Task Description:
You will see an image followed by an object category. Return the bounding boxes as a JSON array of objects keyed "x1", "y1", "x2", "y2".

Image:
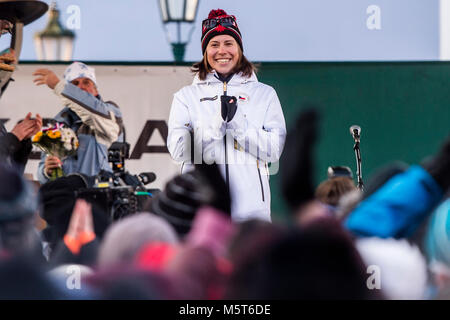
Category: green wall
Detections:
[{"x1": 257, "y1": 62, "x2": 450, "y2": 220}]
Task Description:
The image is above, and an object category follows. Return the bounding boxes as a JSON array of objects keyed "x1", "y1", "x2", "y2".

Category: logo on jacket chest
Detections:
[
  {"x1": 236, "y1": 93, "x2": 249, "y2": 103},
  {"x1": 200, "y1": 95, "x2": 218, "y2": 102},
  {"x1": 200, "y1": 93, "x2": 249, "y2": 104}
]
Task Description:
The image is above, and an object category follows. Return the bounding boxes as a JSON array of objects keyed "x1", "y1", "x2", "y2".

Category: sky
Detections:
[{"x1": 2, "y1": 0, "x2": 441, "y2": 62}]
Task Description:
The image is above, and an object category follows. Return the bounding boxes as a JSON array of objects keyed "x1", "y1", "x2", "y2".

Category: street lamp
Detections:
[
  {"x1": 34, "y1": 2, "x2": 75, "y2": 61},
  {"x1": 158, "y1": 0, "x2": 199, "y2": 62}
]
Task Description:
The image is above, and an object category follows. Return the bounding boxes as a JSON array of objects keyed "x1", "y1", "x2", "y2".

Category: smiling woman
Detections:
[{"x1": 167, "y1": 9, "x2": 287, "y2": 222}]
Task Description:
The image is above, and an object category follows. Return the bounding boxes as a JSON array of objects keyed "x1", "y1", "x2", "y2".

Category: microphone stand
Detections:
[{"x1": 353, "y1": 137, "x2": 364, "y2": 191}]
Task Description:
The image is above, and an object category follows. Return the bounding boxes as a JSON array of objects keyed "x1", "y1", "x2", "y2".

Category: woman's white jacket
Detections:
[{"x1": 167, "y1": 71, "x2": 286, "y2": 222}]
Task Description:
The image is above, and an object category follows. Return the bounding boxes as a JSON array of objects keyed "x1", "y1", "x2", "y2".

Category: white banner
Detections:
[{"x1": 0, "y1": 63, "x2": 195, "y2": 189}]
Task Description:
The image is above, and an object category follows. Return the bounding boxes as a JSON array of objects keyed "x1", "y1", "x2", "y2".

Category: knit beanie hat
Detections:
[
  {"x1": 150, "y1": 171, "x2": 214, "y2": 237},
  {"x1": 150, "y1": 163, "x2": 232, "y2": 237},
  {"x1": 201, "y1": 9, "x2": 242, "y2": 54},
  {"x1": 97, "y1": 212, "x2": 179, "y2": 269},
  {"x1": 64, "y1": 61, "x2": 97, "y2": 86}
]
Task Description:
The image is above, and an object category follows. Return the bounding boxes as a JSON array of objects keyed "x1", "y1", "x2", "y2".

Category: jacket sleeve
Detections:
[
  {"x1": 0, "y1": 133, "x2": 31, "y2": 173},
  {"x1": 167, "y1": 92, "x2": 226, "y2": 166},
  {"x1": 0, "y1": 132, "x2": 22, "y2": 161},
  {"x1": 11, "y1": 138, "x2": 32, "y2": 172},
  {"x1": 53, "y1": 81, "x2": 121, "y2": 147},
  {"x1": 344, "y1": 165, "x2": 444, "y2": 238},
  {"x1": 226, "y1": 88, "x2": 286, "y2": 163}
]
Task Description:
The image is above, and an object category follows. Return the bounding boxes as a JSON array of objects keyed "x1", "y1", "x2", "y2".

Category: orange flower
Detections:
[
  {"x1": 32, "y1": 131, "x2": 43, "y2": 142},
  {"x1": 47, "y1": 130, "x2": 61, "y2": 139}
]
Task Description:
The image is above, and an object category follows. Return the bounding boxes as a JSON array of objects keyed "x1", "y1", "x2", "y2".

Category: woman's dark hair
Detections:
[{"x1": 191, "y1": 45, "x2": 257, "y2": 80}]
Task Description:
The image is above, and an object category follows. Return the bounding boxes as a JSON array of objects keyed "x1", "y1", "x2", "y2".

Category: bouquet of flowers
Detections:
[{"x1": 32, "y1": 122, "x2": 79, "y2": 180}]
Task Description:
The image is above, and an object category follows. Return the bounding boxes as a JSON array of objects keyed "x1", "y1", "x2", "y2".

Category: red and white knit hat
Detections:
[{"x1": 201, "y1": 9, "x2": 243, "y2": 54}]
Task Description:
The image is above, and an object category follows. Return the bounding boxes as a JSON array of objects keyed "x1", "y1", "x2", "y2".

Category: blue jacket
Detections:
[
  {"x1": 37, "y1": 81, "x2": 122, "y2": 183},
  {"x1": 344, "y1": 165, "x2": 443, "y2": 238}
]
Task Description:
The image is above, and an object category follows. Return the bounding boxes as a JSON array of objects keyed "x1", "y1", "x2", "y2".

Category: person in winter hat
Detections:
[
  {"x1": 97, "y1": 212, "x2": 179, "y2": 269},
  {"x1": 32, "y1": 62, "x2": 123, "y2": 183},
  {"x1": 167, "y1": 9, "x2": 286, "y2": 222}
]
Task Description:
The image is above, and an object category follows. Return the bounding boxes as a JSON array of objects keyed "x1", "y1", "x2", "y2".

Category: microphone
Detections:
[
  {"x1": 138, "y1": 172, "x2": 156, "y2": 185},
  {"x1": 349, "y1": 125, "x2": 361, "y2": 141}
]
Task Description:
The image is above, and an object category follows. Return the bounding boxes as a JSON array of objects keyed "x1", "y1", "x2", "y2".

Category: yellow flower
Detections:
[
  {"x1": 47, "y1": 130, "x2": 61, "y2": 139},
  {"x1": 32, "y1": 131, "x2": 43, "y2": 142}
]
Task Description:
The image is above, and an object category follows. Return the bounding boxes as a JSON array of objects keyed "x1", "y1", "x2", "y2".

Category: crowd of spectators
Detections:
[{"x1": 0, "y1": 107, "x2": 448, "y2": 300}]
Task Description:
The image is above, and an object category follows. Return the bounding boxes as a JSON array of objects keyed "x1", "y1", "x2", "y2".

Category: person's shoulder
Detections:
[
  {"x1": 174, "y1": 81, "x2": 200, "y2": 97},
  {"x1": 239, "y1": 72, "x2": 274, "y2": 90},
  {"x1": 250, "y1": 78, "x2": 277, "y2": 95},
  {"x1": 104, "y1": 100, "x2": 119, "y2": 108},
  {"x1": 254, "y1": 81, "x2": 275, "y2": 91},
  {"x1": 104, "y1": 100, "x2": 122, "y2": 116}
]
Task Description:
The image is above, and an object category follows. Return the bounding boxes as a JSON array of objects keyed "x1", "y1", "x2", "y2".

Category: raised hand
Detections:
[
  {"x1": 64, "y1": 199, "x2": 96, "y2": 255},
  {"x1": 66, "y1": 199, "x2": 94, "y2": 239},
  {"x1": 11, "y1": 112, "x2": 43, "y2": 141},
  {"x1": 32, "y1": 68, "x2": 60, "y2": 89}
]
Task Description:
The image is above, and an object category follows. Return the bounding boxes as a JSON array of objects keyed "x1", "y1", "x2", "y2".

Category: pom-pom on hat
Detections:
[{"x1": 201, "y1": 9, "x2": 242, "y2": 54}]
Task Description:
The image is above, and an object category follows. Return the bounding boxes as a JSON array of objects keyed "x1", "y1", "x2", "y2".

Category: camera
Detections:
[
  {"x1": 76, "y1": 185, "x2": 154, "y2": 221},
  {"x1": 75, "y1": 141, "x2": 160, "y2": 222},
  {"x1": 108, "y1": 141, "x2": 130, "y2": 173}
]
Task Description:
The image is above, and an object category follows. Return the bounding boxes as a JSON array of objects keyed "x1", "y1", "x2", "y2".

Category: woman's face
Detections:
[{"x1": 206, "y1": 34, "x2": 240, "y2": 77}]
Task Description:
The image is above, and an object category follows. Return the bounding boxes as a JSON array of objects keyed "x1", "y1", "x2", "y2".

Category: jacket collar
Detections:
[{"x1": 193, "y1": 71, "x2": 258, "y2": 86}]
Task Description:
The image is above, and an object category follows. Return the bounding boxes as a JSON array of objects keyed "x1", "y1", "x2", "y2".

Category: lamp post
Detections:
[
  {"x1": 158, "y1": 0, "x2": 199, "y2": 62},
  {"x1": 34, "y1": 2, "x2": 75, "y2": 61}
]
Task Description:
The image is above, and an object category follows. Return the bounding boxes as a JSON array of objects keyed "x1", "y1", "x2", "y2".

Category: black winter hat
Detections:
[
  {"x1": 150, "y1": 170, "x2": 214, "y2": 237},
  {"x1": 201, "y1": 9, "x2": 243, "y2": 54},
  {"x1": 150, "y1": 163, "x2": 231, "y2": 237}
]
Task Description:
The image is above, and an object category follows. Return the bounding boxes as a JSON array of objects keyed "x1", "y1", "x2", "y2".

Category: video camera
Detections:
[
  {"x1": 75, "y1": 142, "x2": 160, "y2": 222},
  {"x1": 108, "y1": 141, "x2": 129, "y2": 174}
]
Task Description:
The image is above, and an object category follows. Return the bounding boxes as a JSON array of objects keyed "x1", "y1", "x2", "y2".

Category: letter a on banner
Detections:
[{"x1": 130, "y1": 120, "x2": 169, "y2": 159}]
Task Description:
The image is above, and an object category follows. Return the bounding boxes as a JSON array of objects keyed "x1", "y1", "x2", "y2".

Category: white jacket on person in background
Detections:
[
  {"x1": 37, "y1": 81, "x2": 122, "y2": 184},
  {"x1": 167, "y1": 71, "x2": 286, "y2": 222}
]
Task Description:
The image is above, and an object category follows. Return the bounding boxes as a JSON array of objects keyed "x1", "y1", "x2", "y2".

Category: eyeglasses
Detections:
[
  {"x1": 0, "y1": 20, "x2": 13, "y2": 37},
  {"x1": 202, "y1": 16, "x2": 237, "y2": 31}
]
